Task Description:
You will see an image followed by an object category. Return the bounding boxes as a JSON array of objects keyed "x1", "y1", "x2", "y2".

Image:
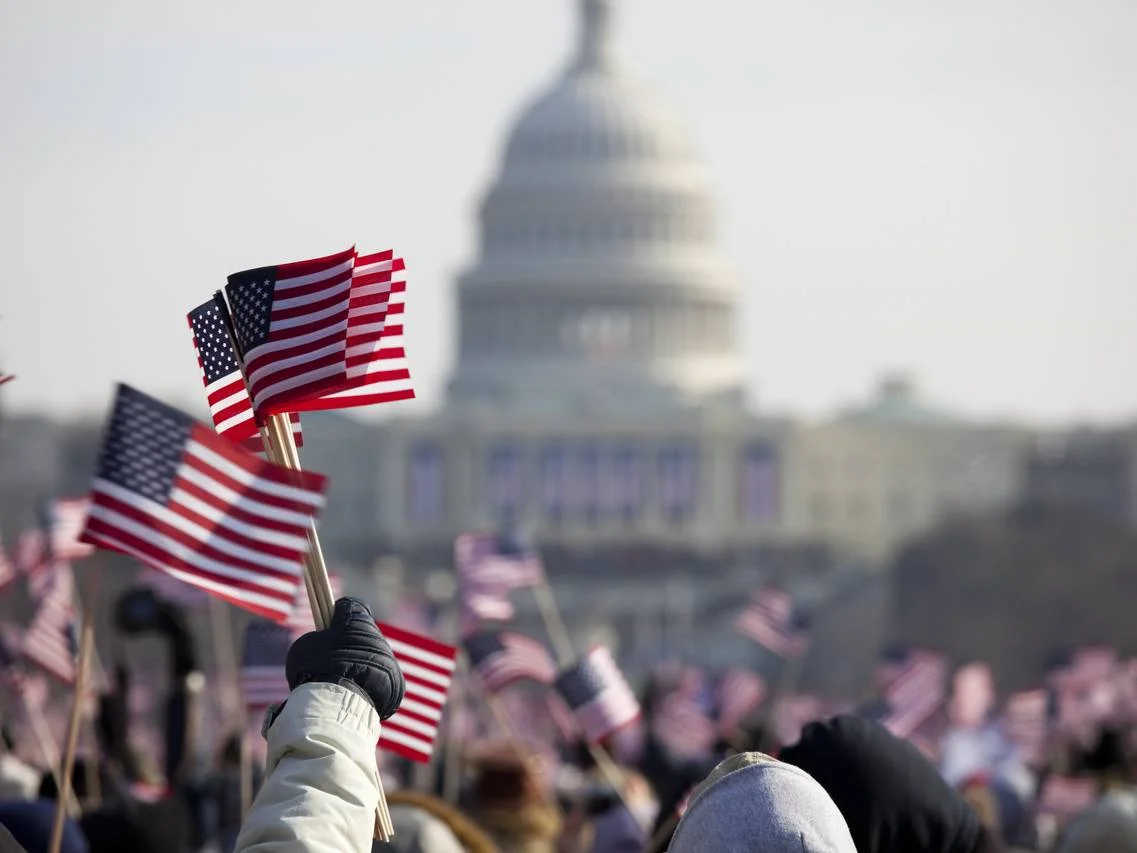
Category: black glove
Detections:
[{"x1": 286, "y1": 597, "x2": 405, "y2": 720}]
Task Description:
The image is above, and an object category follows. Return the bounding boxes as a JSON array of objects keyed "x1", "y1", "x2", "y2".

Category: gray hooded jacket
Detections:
[{"x1": 669, "y1": 753, "x2": 857, "y2": 853}]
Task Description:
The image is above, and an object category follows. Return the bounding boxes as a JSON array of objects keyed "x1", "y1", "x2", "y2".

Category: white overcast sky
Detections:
[{"x1": 1, "y1": 0, "x2": 1135, "y2": 426}]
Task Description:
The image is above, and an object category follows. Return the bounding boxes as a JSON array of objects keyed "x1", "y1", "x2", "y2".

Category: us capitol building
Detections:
[{"x1": 304, "y1": 0, "x2": 1026, "y2": 607}]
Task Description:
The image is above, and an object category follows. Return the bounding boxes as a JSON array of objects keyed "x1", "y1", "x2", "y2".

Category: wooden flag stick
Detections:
[
  {"x1": 528, "y1": 580, "x2": 646, "y2": 831},
  {"x1": 49, "y1": 595, "x2": 96, "y2": 853},
  {"x1": 211, "y1": 292, "x2": 393, "y2": 839}
]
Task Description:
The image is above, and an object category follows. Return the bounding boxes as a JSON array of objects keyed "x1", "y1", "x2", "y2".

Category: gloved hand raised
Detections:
[{"x1": 286, "y1": 597, "x2": 405, "y2": 720}]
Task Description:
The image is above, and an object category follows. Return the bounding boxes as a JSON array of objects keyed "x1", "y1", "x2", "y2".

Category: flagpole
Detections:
[
  {"x1": 211, "y1": 292, "x2": 393, "y2": 841},
  {"x1": 527, "y1": 577, "x2": 645, "y2": 831},
  {"x1": 49, "y1": 590, "x2": 97, "y2": 853}
]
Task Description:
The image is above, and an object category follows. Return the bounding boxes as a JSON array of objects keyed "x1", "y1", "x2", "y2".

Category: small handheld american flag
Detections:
[
  {"x1": 464, "y1": 630, "x2": 557, "y2": 693},
  {"x1": 378, "y1": 622, "x2": 457, "y2": 763},
  {"x1": 45, "y1": 498, "x2": 95, "y2": 561},
  {"x1": 717, "y1": 668, "x2": 766, "y2": 735},
  {"x1": 78, "y1": 384, "x2": 328, "y2": 622},
  {"x1": 299, "y1": 250, "x2": 415, "y2": 412},
  {"x1": 455, "y1": 532, "x2": 544, "y2": 633},
  {"x1": 187, "y1": 300, "x2": 302, "y2": 452},
  {"x1": 554, "y1": 646, "x2": 640, "y2": 744},
  {"x1": 23, "y1": 561, "x2": 77, "y2": 683},
  {"x1": 879, "y1": 649, "x2": 948, "y2": 739},
  {"x1": 241, "y1": 621, "x2": 291, "y2": 711},
  {"x1": 224, "y1": 247, "x2": 356, "y2": 418},
  {"x1": 735, "y1": 587, "x2": 810, "y2": 659}
]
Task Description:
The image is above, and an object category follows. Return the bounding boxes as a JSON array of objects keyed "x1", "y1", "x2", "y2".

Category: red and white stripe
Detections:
[
  {"x1": 236, "y1": 248, "x2": 355, "y2": 418},
  {"x1": 653, "y1": 690, "x2": 717, "y2": 757},
  {"x1": 377, "y1": 622, "x2": 456, "y2": 763},
  {"x1": 15, "y1": 529, "x2": 47, "y2": 577},
  {"x1": 718, "y1": 668, "x2": 766, "y2": 735},
  {"x1": 50, "y1": 498, "x2": 95, "y2": 560},
  {"x1": 881, "y1": 650, "x2": 948, "y2": 739},
  {"x1": 304, "y1": 250, "x2": 415, "y2": 411},
  {"x1": 82, "y1": 423, "x2": 327, "y2": 622},
  {"x1": 23, "y1": 562, "x2": 76, "y2": 683},
  {"x1": 0, "y1": 373, "x2": 14, "y2": 387}
]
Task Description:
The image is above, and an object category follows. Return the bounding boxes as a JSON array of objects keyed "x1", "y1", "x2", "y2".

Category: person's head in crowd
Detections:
[
  {"x1": 462, "y1": 746, "x2": 560, "y2": 853},
  {"x1": 1084, "y1": 728, "x2": 1135, "y2": 791},
  {"x1": 80, "y1": 790, "x2": 194, "y2": 853},
  {"x1": 372, "y1": 790, "x2": 497, "y2": 853},
  {"x1": 1055, "y1": 787, "x2": 1137, "y2": 853},
  {"x1": 668, "y1": 751, "x2": 856, "y2": 852},
  {"x1": 0, "y1": 799, "x2": 88, "y2": 853},
  {"x1": 780, "y1": 715, "x2": 1003, "y2": 853}
]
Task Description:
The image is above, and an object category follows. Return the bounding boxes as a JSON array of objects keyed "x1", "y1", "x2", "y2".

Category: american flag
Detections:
[
  {"x1": 464, "y1": 631, "x2": 556, "y2": 693},
  {"x1": 652, "y1": 689, "x2": 717, "y2": 758},
  {"x1": 138, "y1": 569, "x2": 213, "y2": 611},
  {"x1": 1004, "y1": 689, "x2": 1049, "y2": 765},
  {"x1": 47, "y1": 498, "x2": 95, "y2": 560},
  {"x1": 78, "y1": 384, "x2": 327, "y2": 622},
  {"x1": 299, "y1": 250, "x2": 415, "y2": 411},
  {"x1": 187, "y1": 299, "x2": 302, "y2": 452},
  {"x1": 554, "y1": 646, "x2": 641, "y2": 744},
  {"x1": 378, "y1": 622, "x2": 457, "y2": 763},
  {"x1": 455, "y1": 532, "x2": 544, "y2": 590},
  {"x1": 0, "y1": 535, "x2": 17, "y2": 591},
  {"x1": 23, "y1": 561, "x2": 77, "y2": 683},
  {"x1": 735, "y1": 587, "x2": 809, "y2": 659},
  {"x1": 14, "y1": 529, "x2": 46, "y2": 576},
  {"x1": 284, "y1": 573, "x2": 345, "y2": 637},
  {"x1": 717, "y1": 668, "x2": 766, "y2": 734},
  {"x1": 224, "y1": 247, "x2": 355, "y2": 418},
  {"x1": 455, "y1": 532, "x2": 543, "y2": 632},
  {"x1": 241, "y1": 621, "x2": 291, "y2": 710},
  {"x1": 880, "y1": 649, "x2": 948, "y2": 739}
]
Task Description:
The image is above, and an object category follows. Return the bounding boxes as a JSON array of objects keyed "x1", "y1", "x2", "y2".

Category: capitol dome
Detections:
[{"x1": 448, "y1": 0, "x2": 745, "y2": 414}]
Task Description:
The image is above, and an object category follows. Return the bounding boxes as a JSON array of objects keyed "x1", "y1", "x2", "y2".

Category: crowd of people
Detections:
[{"x1": 0, "y1": 590, "x2": 1136, "y2": 852}]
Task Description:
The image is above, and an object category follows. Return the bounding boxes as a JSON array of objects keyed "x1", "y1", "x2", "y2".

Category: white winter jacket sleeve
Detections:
[{"x1": 234, "y1": 681, "x2": 381, "y2": 853}]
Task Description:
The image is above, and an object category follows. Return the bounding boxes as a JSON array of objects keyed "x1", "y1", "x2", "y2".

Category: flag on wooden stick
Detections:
[
  {"x1": 46, "y1": 499, "x2": 95, "y2": 560},
  {"x1": 554, "y1": 646, "x2": 640, "y2": 744},
  {"x1": 378, "y1": 622, "x2": 456, "y2": 763},
  {"x1": 23, "y1": 562, "x2": 77, "y2": 683},
  {"x1": 464, "y1": 630, "x2": 556, "y2": 693},
  {"x1": 78, "y1": 384, "x2": 328, "y2": 622},
  {"x1": 301, "y1": 250, "x2": 415, "y2": 411},
  {"x1": 187, "y1": 300, "x2": 302, "y2": 451},
  {"x1": 224, "y1": 247, "x2": 356, "y2": 418},
  {"x1": 735, "y1": 587, "x2": 809, "y2": 659},
  {"x1": 241, "y1": 621, "x2": 291, "y2": 711}
]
